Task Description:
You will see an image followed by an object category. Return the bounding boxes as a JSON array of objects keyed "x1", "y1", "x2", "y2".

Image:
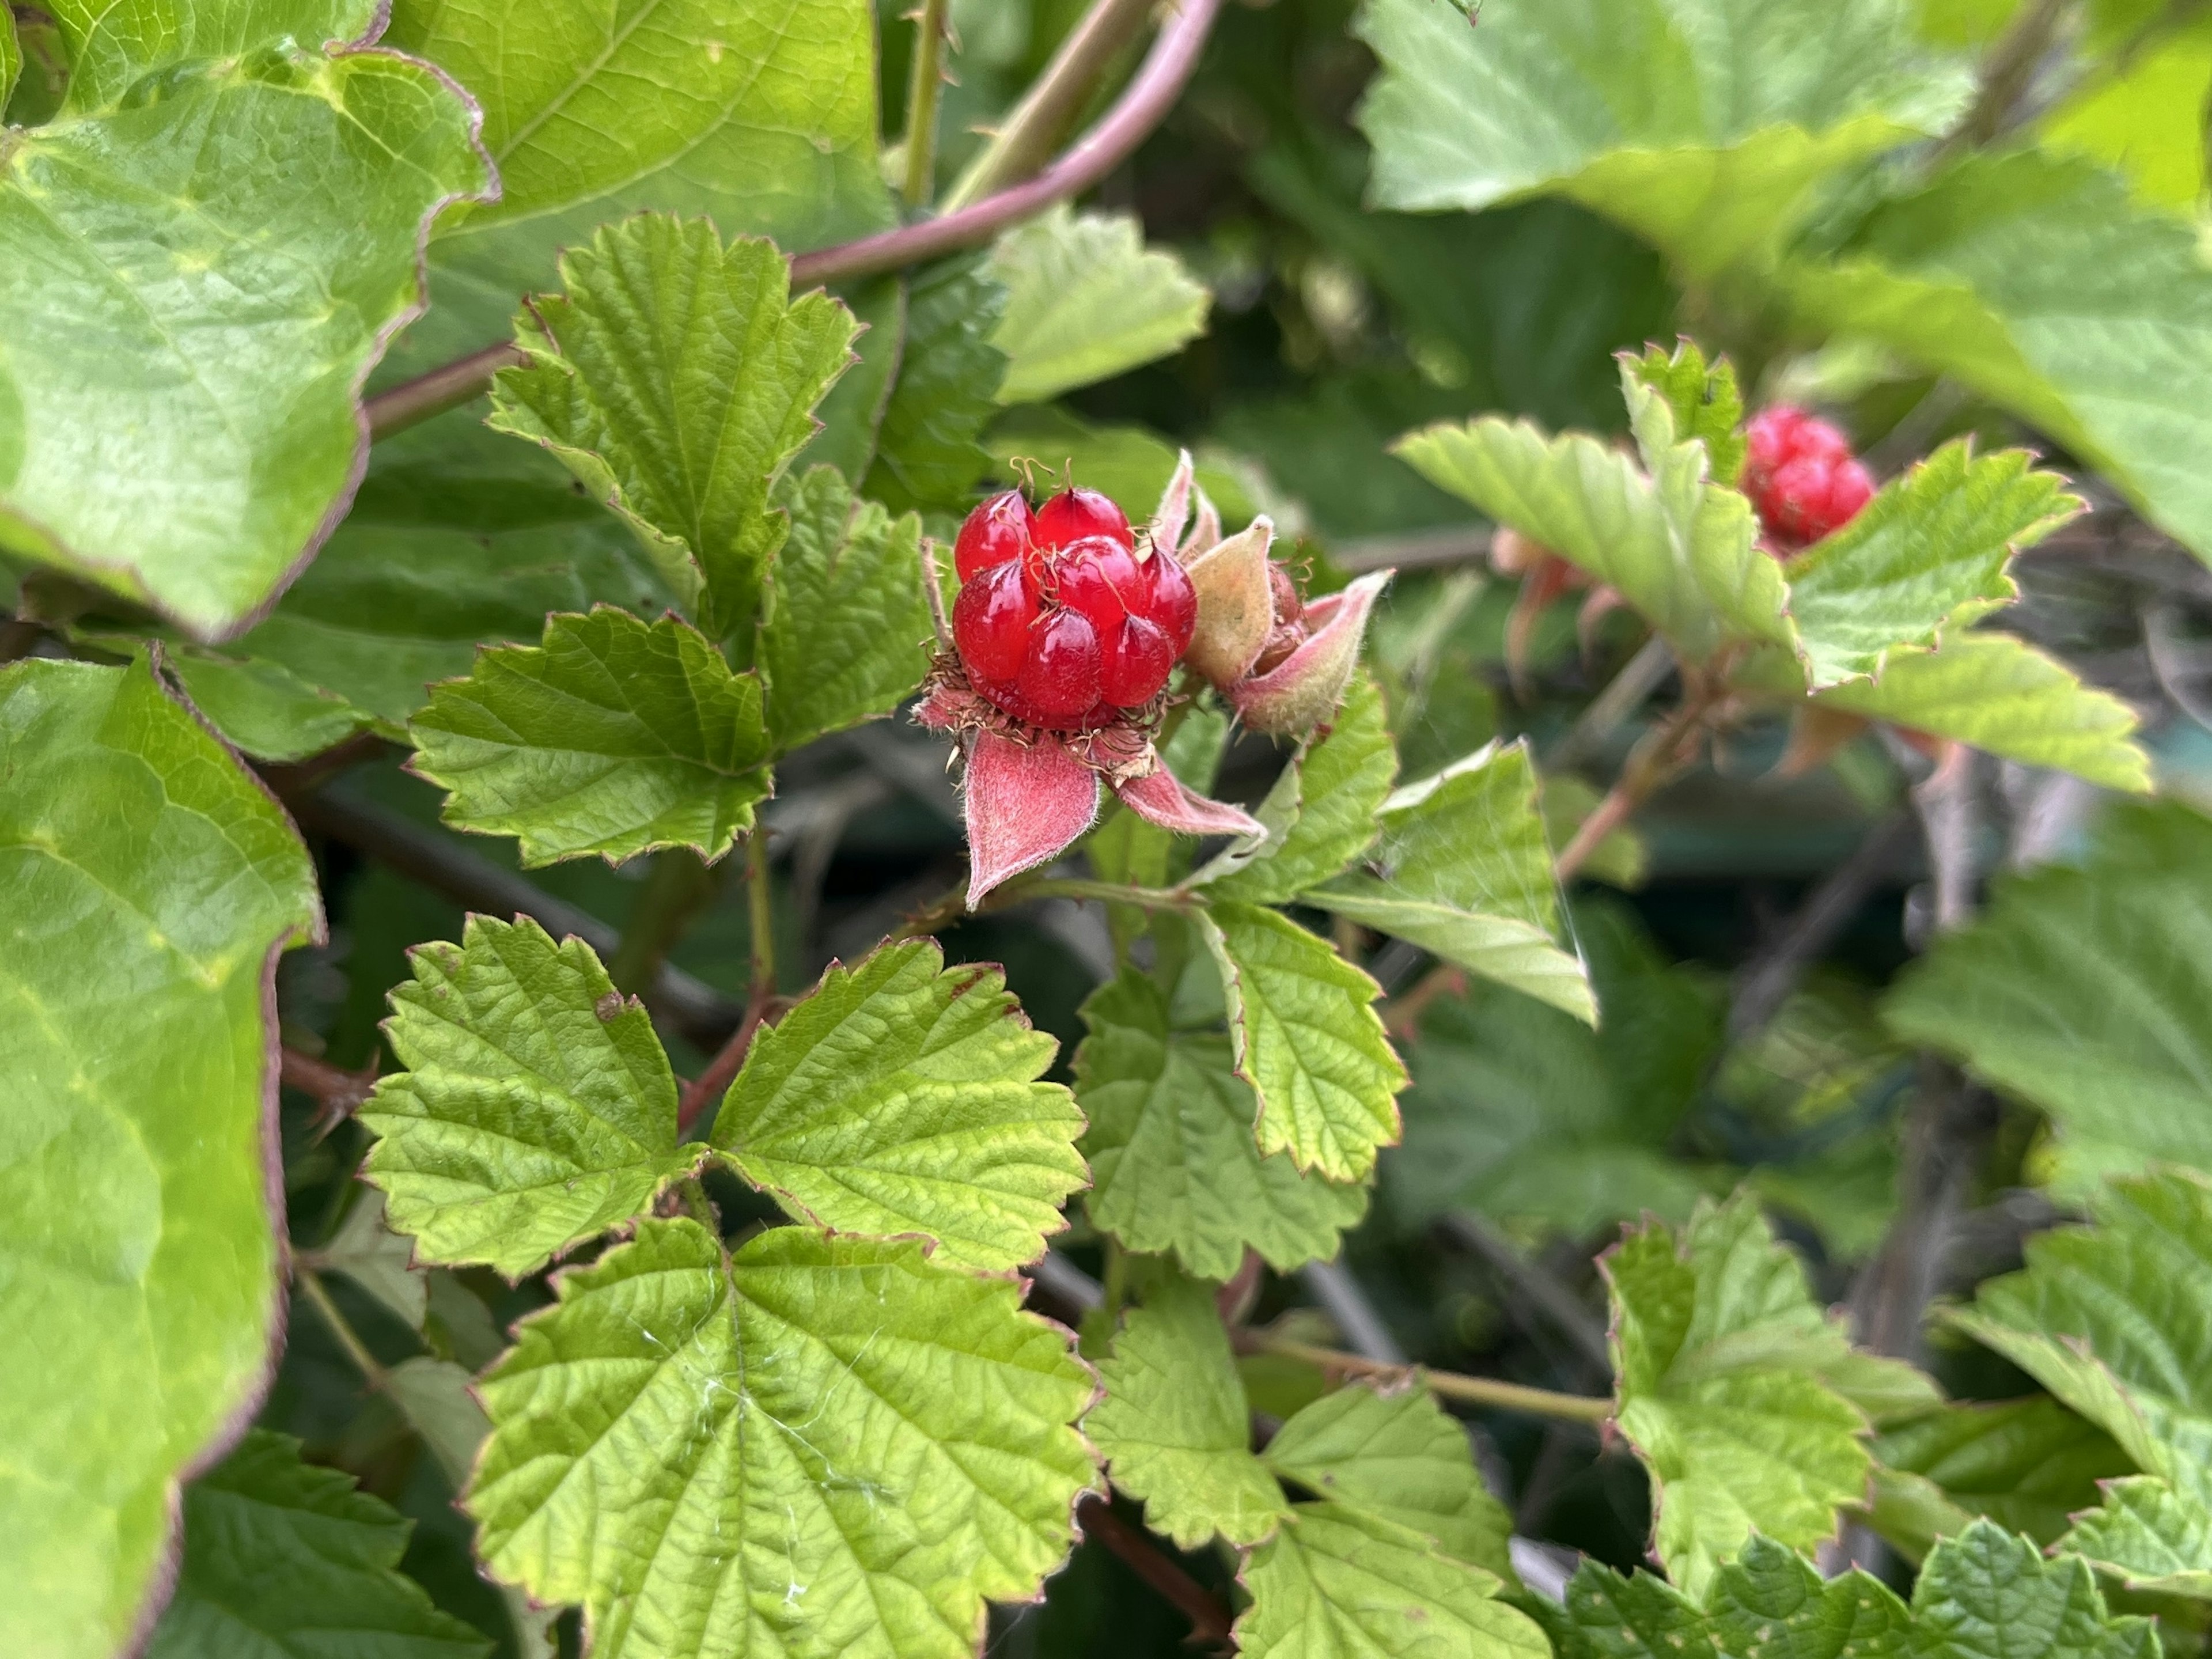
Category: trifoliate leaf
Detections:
[
  {"x1": 1355, "y1": 0, "x2": 1968, "y2": 278},
  {"x1": 1200, "y1": 903, "x2": 1408, "y2": 1182},
  {"x1": 1784, "y1": 442, "x2": 2079, "y2": 688},
  {"x1": 1785, "y1": 150, "x2": 2212, "y2": 567},
  {"x1": 1605, "y1": 1190, "x2": 1880, "y2": 1599},
  {"x1": 863, "y1": 256, "x2": 1010, "y2": 515},
  {"x1": 381, "y1": 0, "x2": 895, "y2": 376},
  {"x1": 1868, "y1": 1399, "x2": 2128, "y2": 1560},
  {"x1": 0, "y1": 657, "x2": 319, "y2": 1657},
  {"x1": 315, "y1": 1190, "x2": 429, "y2": 1331},
  {"x1": 986, "y1": 207, "x2": 1213, "y2": 404},
  {"x1": 488, "y1": 217, "x2": 858, "y2": 638},
  {"x1": 758, "y1": 467, "x2": 930, "y2": 753},
  {"x1": 1087, "y1": 1278, "x2": 1287, "y2": 1550},
  {"x1": 1628, "y1": 341, "x2": 1747, "y2": 486},
  {"x1": 0, "y1": 11, "x2": 488, "y2": 639},
  {"x1": 410, "y1": 607, "x2": 773, "y2": 866},
  {"x1": 1792, "y1": 632, "x2": 2150, "y2": 791},
  {"x1": 1885, "y1": 802, "x2": 2212, "y2": 1187},
  {"x1": 1076, "y1": 972, "x2": 1369, "y2": 1282},
  {"x1": 708, "y1": 941, "x2": 1084, "y2": 1272},
  {"x1": 1206, "y1": 673, "x2": 1397, "y2": 903},
  {"x1": 1947, "y1": 1167, "x2": 2212, "y2": 1600},
  {"x1": 1262, "y1": 1383, "x2": 1516, "y2": 1581},
  {"x1": 1539, "y1": 1521, "x2": 2154, "y2": 1659},
  {"x1": 361, "y1": 915, "x2": 697, "y2": 1278},
  {"x1": 146, "y1": 1431, "x2": 486, "y2": 1659},
  {"x1": 469, "y1": 1218, "x2": 1097, "y2": 1659},
  {"x1": 1238, "y1": 1505, "x2": 1548, "y2": 1659}
]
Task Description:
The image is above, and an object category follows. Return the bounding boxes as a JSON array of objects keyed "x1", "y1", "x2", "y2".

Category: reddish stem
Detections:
[
  {"x1": 1077, "y1": 1494, "x2": 1234, "y2": 1646},
  {"x1": 676, "y1": 993, "x2": 785, "y2": 1137}
]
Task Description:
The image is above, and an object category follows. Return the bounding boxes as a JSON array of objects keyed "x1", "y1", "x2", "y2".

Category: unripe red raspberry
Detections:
[
  {"x1": 1033, "y1": 485, "x2": 1132, "y2": 551},
  {"x1": 952, "y1": 559, "x2": 1031, "y2": 683},
  {"x1": 1744, "y1": 406, "x2": 1874, "y2": 551},
  {"x1": 954, "y1": 488, "x2": 1035, "y2": 580},
  {"x1": 1147, "y1": 553, "x2": 1197, "y2": 657}
]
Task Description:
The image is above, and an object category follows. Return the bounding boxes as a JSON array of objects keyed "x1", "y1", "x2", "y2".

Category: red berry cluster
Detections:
[
  {"x1": 950, "y1": 486, "x2": 1198, "y2": 731},
  {"x1": 1744, "y1": 406, "x2": 1874, "y2": 551}
]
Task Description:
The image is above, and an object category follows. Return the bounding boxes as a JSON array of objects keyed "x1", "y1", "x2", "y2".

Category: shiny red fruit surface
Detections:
[
  {"x1": 1744, "y1": 405, "x2": 1874, "y2": 550},
  {"x1": 1033, "y1": 486, "x2": 1132, "y2": 551},
  {"x1": 954, "y1": 490, "x2": 1035, "y2": 580}
]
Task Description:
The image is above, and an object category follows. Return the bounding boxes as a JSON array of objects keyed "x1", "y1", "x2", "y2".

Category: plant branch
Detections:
[
  {"x1": 1237, "y1": 1330, "x2": 1613, "y2": 1424},
  {"x1": 297, "y1": 1267, "x2": 389, "y2": 1388},
  {"x1": 362, "y1": 0, "x2": 1225, "y2": 442},
  {"x1": 609, "y1": 847, "x2": 718, "y2": 997},
  {"x1": 281, "y1": 1047, "x2": 380, "y2": 1135},
  {"x1": 1075, "y1": 1494, "x2": 1234, "y2": 1646},
  {"x1": 1437, "y1": 1214, "x2": 1612, "y2": 1381},
  {"x1": 1935, "y1": 0, "x2": 2074, "y2": 158},
  {"x1": 901, "y1": 0, "x2": 951, "y2": 208},
  {"x1": 1545, "y1": 634, "x2": 1676, "y2": 773},
  {"x1": 941, "y1": 0, "x2": 1157, "y2": 211},
  {"x1": 675, "y1": 833, "x2": 786, "y2": 1136},
  {"x1": 1728, "y1": 808, "x2": 1915, "y2": 1044}
]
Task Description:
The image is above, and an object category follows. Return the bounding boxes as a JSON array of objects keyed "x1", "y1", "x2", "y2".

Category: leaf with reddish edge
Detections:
[
  {"x1": 1229, "y1": 572, "x2": 1392, "y2": 736},
  {"x1": 1113, "y1": 767, "x2": 1267, "y2": 839},
  {"x1": 964, "y1": 730, "x2": 1102, "y2": 906}
]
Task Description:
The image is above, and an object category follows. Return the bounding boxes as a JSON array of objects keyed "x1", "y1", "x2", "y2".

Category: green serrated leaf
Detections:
[
  {"x1": 469, "y1": 1218, "x2": 1097, "y2": 1659},
  {"x1": 1076, "y1": 972, "x2": 1368, "y2": 1282},
  {"x1": 488, "y1": 217, "x2": 858, "y2": 639},
  {"x1": 361, "y1": 914, "x2": 696, "y2": 1278},
  {"x1": 1869, "y1": 1399, "x2": 2128, "y2": 1560},
  {"x1": 1605, "y1": 1189, "x2": 1879, "y2": 1599},
  {"x1": 759, "y1": 467, "x2": 930, "y2": 752},
  {"x1": 382, "y1": 0, "x2": 896, "y2": 377},
  {"x1": 1087, "y1": 1278, "x2": 1288, "y2": 1549},
  {"x1": 1200, "y1": 903, "x2": 1408, "y2": 1183},
  {"x1": 863, "y1": 256, "x2": 1010, "y2": 515},
  {"x1": 1355, "y1": 0, "x2": 1968, "y2": 278},
  {"x1": 146, "y1": 1430, "x2": 487, "y2": 1659},
  {"x1": 160, "y1": 645, "x2": 374, "y2": 763},
  {"x1": 1783, "y1": 442, "x2": 2078, "y2": 688},
  {"x1": 1785, "y1": 149, "x2": 2212, "y2": 568},
  {"x1": 1206, "y1": 674, "x2": 1397, "y2": 903},
  {"x1": 1946, "y1": 1166, "x2": 2212, "y2": 1600},
  {"x1": 986, "y1": 207, "x2": 1212, "y2": 404},
  {"x1": 1318, "y1": 888, "x2": 1599, "y2": 1022},
  {"x1": 0, "y1": 16, "x2": 488, "y2": 639},
  {"x1": 1238, "y1": 1504, "x2": 1547, "y2": 1659},
  {"x1": 1885, "y1": 801, "x2": 2212, "y2": 1188},
  {"x1": 410, "y1": 607, "x2": 773, "y2": 867},
  {"x1": 1263, "y1": 1384, "x2": 1516, "y2": 1581},
  {"x1": 0, "y1": 656, "x2": 319, "y2": 1657},
  {"x1": 1628, "y1": 341, "x2": 1748, "y2": 486},
  {"x1": 1539, "y1": 1521, "x2": 2154, "y2": 1659},
  {"x1": 316, "y1": 1190, "x2": 429, "y2": 1331},
  {"x1": 709, "y1": 940, "x2": 1085, "y2": 1272}
]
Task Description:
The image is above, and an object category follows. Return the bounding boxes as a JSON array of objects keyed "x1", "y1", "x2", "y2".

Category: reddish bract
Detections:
[{"x1": 1744, "y1": 405, "x2": 1874, "y2": 551}]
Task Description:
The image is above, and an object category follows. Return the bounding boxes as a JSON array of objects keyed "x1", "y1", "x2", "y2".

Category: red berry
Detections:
[
  {"x1": 955, "y1": 490, "x2": 1034, "y2": 580},
  {"x1": 1035, "y1": 486, "x2": 1132, "y2": 551},
  {"x1": 1147, "y1": 553, "x2": 1197, "y2": 655},
  {"x1": 1100, "y1": 613, "x2": 1175, "y2": 706},
  {"x1": 1054, "y1": 536, "x2": 1145, "y2": 631},
  {"x1": 1744, "y1": 405, "x2": 1873, "y2": 550},
  {"x1": 1014, "y1": 608, "x2": 1103, "y2": 722},
  {"x1": 952, "y1": 559, "x2": 1034, "y2": 683}
]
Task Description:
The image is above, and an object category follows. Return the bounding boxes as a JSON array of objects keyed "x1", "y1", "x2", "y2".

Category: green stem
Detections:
[
  {"x1": 1246, "y1": 1331, "x2": 1613, "y2": 1425},
  {"x1": 609, "y1": 847, "x2": 717, "y2": 997},
  {"x1": 298, "y1": 1268, "x2": 389, "y2": 1388},
  {"x1": 1100, "y1": 1239, "x2": 1130, "y2": 1328},
  {"x1": 675, "y1": 1176, "x2": 718, "y2": 1230},
  {"x1": 746, "y1": 828, "x2": 776, "y2": 998},
  {"x1": 901, "y1": 0, "x2": 950, "y2": 208}
]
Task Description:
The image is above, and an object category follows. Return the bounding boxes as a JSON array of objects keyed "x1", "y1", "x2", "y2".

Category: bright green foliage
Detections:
[
  {"x1": 757, "y1": 467, "x2": 931, "y2": 752},
  {"x1": 1201, "y1": 903, "x2": 1408, "y2": 1181},
  {"x1": 0, "y1": 7, "x2": 488, "y2": 639},
  {"x1": 2042, "y1": 23, "x2": 2212, "y2": 210},
  {"x1": 1355, "y1": 0, "x2": 1968, "y2": 277},
  {"x1": 1206, "y1": 673, "x2": 1397, "y2": 903},
  {"x1": 0, "y1": 657, "x2": 318, "y2": 1659},
  {"x1": 986, "y1": 207, "x2": 1213, "y2": 404},
  {"x1": 1786, "y1": 150, "x2": 2212, "y2": 565},
  {"x1": 1540, "y1": 1522, "x2": 2155, "y2": 1659},
  {"x1": 1628, "y1": 341, "x2": 1747, "y2": 485},
  {"x1": 1075, "y1": 972, "x2": 1369, "y2": 1281},
  {"x1": 1262, "y1": 1382, "x2": 1516, "y2": 1581},
  {"x1": 488, "y1": 218, "x2": 858, "y2": 638},
  {"x1": 1238, "y1": 1505, "x2": 1547, "y2": 1659},
  {"x1": 361, "y1": 915, "x2": 697, "y2": 1278},
  {"x1": 1785, "y1": 443, "x2": 2080, "y2": 687},
  {"x1": 861, "y1": 258, "x2": 1009, "y2": 514},
  {"x1": 410, "y1": 607, "x2": 772, "y2": 866},
  {"x1": 1948, "y1": 1168, "x2": 2212, "y2": 1599},
  {"x1": 469, "y1": 1218, "x2": 1097, "y2": 1659},
  {"x1": 146, "y1": 1431, "x2": 487, "y2": 1659},
  {"x1": 1870, "y1": 1399, "x2": 2129, "y2": 1559},
  {"x1": 382, "y1": 0, "x2": 895, "y2": 374},
  {"x1": 0, "y1": 7, "x2": 17, "y2": 108},
  {"x1": 709, "y1": 940, "x2": 1085, "y2": 1272},
  {"x1": 1605, "y1": 1190, "x2": 1883, "y2": 1599},
  {"x1": 1800, "y1": 632, "x2": 2151, "y2": 791},
  {"x1": 160, "y1": 646, "x2": 373, "y2": 763},
  {"x1": 1087, "y1": 1278, "x2": 1288, "y2": 1549},
  {"x1": 1887, "y1": 802, "x2": 2212, "y2": 1187}
]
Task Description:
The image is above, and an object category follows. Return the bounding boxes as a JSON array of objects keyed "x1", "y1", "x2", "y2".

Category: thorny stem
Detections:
[
  {"x1": 1077, "y1": 1495, "x2": 1235, "y2": 1646},
  {"x1": 363, "y1": 0, "x2": 1226, "y2": 441},
  {"x1": 298, "y1": 1268, "x2": 389, "y2": 1388},
  {"x1": 1239, "y1": 1331, "x2": 1615, "y2": 1425},
  {"x1": 900, "y1": 0, "x2": 950, "y2": 208},
  {"x1": 281, "y1": 1047, "x2": 380, "y2": 1139}
]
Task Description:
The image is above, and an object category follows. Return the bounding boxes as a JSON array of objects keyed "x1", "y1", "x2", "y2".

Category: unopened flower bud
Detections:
[
  {"x1": 1228, "y1": 570, "x2": 1390, "y2": 735},
  {"x1": 1179, "y1": 515, "x2": 1275, "y2": 688}
]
